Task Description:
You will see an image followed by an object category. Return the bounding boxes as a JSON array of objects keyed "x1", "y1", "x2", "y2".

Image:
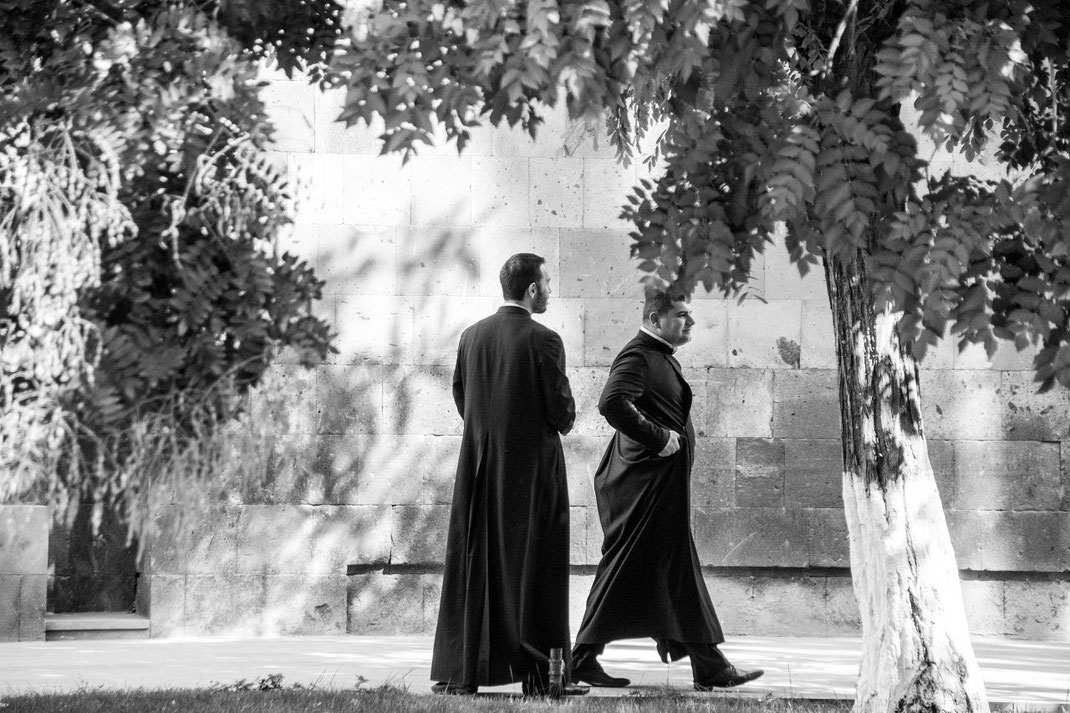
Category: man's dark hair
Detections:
[
  {"x1": 500, "y1": 253, "x2": 546, "y2": 300},
  {"x1": 643, "y1": 290, "x2": 686, "y2": 321}
]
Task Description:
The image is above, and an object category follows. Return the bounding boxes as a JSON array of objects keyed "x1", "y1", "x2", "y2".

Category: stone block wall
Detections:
[
  {"x1": 140, "y1": 77, "x2": 1070, "y2": 640},
  {"x1": 0, "y1": 505, "x2": 48, "y2": 641}
]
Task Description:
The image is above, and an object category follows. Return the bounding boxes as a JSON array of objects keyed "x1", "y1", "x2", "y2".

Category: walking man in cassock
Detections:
[
  {"x1": 569, "y1": 291, "x2": 765, "y2": 691},
  {"x1": 431, "y1": 253, "x2": 578, "y2": 696}
]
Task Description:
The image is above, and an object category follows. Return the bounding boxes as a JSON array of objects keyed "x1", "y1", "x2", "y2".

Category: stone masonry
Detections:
[
  {"x1": 137, "y1": 78, "x2": 1070, "y2": 640},
  {"x1": 0, "y1": 506, "x2": 48, "y2": 641}
]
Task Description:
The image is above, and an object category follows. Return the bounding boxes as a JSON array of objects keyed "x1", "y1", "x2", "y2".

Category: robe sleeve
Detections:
[
  {"x1": 538, "y1": 330, "x2": 575, "y2": 435},
  {"x1": 598, "y1": 348, "x2": 671, "y2": 452},
  {"x1": 452, "y1": 337, "x2": 465, "y2": 418}
]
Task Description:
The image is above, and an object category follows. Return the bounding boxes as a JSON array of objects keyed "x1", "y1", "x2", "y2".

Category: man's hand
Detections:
[{"x1": 658, "y1": 431, "x2": 681, "y2": 457}]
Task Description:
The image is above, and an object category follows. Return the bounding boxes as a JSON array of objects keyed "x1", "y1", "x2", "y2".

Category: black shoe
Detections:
[
  {"x1": 570, "y1": 658, "x2": 630, "y2": 688},
  {"x1": 432, "y1": 681, "x2": 477, "y2": 695},
  {"x1": 694, "y1": 666, "x2": 765, "y2": 690}
]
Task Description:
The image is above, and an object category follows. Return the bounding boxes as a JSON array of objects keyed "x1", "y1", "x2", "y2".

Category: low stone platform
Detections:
[{"x1": 0, "y1": 635, "x2": 1067, "y2": 710}]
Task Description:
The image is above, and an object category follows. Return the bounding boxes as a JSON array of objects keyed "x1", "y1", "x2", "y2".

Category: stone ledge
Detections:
[{"x1": 45, "y1": 612, "x2": 150, "y2": 631}]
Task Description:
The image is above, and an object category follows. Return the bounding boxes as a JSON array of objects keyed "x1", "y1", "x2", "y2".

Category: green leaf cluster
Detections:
[{"x1": 1, "y1": 1, "x2": 338, "y2": 531}]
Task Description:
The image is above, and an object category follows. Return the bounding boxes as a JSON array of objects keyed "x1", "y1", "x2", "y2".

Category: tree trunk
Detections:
[{"x1": 826, "y1": 253, "x2": 989, "y2": 713}]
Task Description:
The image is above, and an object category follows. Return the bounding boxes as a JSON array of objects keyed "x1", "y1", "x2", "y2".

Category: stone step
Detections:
[{"x1": 45, "y1": 612, "x2": 150, "y2": 641}]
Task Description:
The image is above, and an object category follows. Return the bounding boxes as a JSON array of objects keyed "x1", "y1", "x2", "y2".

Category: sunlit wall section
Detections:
[{"x1": 139, "y1": 77, "x2": 1070, "y2": 641}]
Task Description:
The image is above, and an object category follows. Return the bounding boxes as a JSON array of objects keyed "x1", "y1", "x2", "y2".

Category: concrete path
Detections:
[{"x1": 0, "y1": 635, "x2": 1067, "y2": 711}]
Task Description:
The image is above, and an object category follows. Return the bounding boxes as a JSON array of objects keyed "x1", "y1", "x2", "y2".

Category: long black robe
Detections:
[
  {"x1": 575, "y1": 331, "x2": 724, "y2": 646},
  {"x1": 431, "y1": 305, "x2": 576, "y2": 687}
]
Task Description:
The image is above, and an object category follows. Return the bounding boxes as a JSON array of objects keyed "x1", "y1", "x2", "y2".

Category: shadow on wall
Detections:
[{"x1": 144, "y1": 223, "x2": 488, "y2": 637}]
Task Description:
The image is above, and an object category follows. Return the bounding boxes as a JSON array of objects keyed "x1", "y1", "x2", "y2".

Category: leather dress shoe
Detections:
[
  {"x1": 570, "y1": 658, "x2": 630, "y2": 687},
  {"x1": 431, "y1": 681, "x2": 476, "y2": 695},
  {"x1": 694, "y1": 666, "x2": 765, "y2": 690}
]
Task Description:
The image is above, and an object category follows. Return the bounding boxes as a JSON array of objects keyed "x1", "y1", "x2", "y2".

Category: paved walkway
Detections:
[{"x1": 0, "y1": 635, "x2": 1067, "y2": 710}]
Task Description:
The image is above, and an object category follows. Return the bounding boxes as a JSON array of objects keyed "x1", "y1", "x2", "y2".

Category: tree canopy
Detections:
[
  {"x1": 335, "y1": 0, "x2": 1070, "y2": 389},
  {"x1": 1, "y1": 0, "x2": 342, "y2": 530}
]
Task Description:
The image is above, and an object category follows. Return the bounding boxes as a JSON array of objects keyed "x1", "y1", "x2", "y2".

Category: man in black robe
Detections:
[
  {"x1": 569, "y1": 291, "x2": 764, "y2": 691},
  {"x1": 431, "y1": 253, "x2": 577, "y2": 696}
]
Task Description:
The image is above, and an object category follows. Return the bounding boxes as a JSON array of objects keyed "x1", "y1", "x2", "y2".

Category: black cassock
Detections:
[
  {"x1": 575, "y1": 330, "x2": 724, "y2": 647},
  {"x1": 431, "y1": 305, "x2": 576, "y2": 687}
]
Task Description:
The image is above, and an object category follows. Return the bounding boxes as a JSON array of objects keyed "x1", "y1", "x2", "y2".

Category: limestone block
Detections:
[
  {"x1": 294, "y1": 434, "x2": 459, "y2": 506},
  {"x1": 335, "y1": 296, "x2": 416, "y2": 365},
  {"x1": 263, "y1": 574, "x2": 347, "y2": 636},
  {"x1": 262, "y1": 80, "x2": 314, "y2": 152},
  {"x1": 307, "y1": 506, "x2": 393, "y2": 574},
  {"x1": 825, "y1": 577, "x2": 861, "y2": 634},
  {"x1": 702, "y1": 575, "x2": 755, "y2": 634},
  {"x1": 398, "y1": 227, "x2": 483, "y2": 298},
  {"x1": 772, "y1": 370, "x2": 841, "y2": 439},
  {"x1": 959, "y1": 579, "x2": 1005, "y2": 636},
  {"x1": 582, "y1": 298, "x2": 643, "y2": 367},
  {"x1": 999, "y1": 371, "x2": 1070, "y2": 441},
  {"x1": 315, "y1": 363, "x2": 387, "y2": 435},
  {"x1": 278, "y1": 223, "x2": 321, "y2": 268},
  {"x1": 348, "y1": 572, "x2": 438, "y2": 634},
  {"x1": 341, "y1": 154, "x2": 412, "y2": 226},
  {"x1": 412, "y1": 297, "x2": 500, "y2": 366},
  {"x1": 675, "y1": 301, "x2": 729, "y2": 370},
  {"x1": 688, "y1": 373, "x2": 709, "y2": 437},
  {"x1": 251, "y1": 363, "x2": 319, "y2": 436},
  {"x1": 559, "y1": 229, "x2": 641, "y2": 299},
  {"x1": 692, "y1": 508, "x2": 809, "y2": 567},
  {"x1": 784, "y1": 439, "x2": 842, "y2": 508},
  {"x1": 763, "y1": 244, "x2": 827, "y2": 301},
  {"x1": 568, "y1": 574, "x2": 597, "y2": 632},
  {"x1": 534, "y1": 298, "x2": 586, "y2": 371},
  {"x1": 707, "y1": 369, "x2": 773, "y2": 438},
  {"x1": 950, "y1": 511, "x2": 1070, "y2": 572},
  {"x1": 292, "y1": 153, "x2": 345, "y2": 224},
  {"x1": 582, "y1": 159, "x2": 637, "y2": 230},
  {"x1": 390, "y1": 504, "x2": 452, "y2": 564},
  {"x1": 0, "y1": 576, "x2": 18, "y2": 641},
  {"x1": 474, "y1": 227, "x2": 561, "y2": 299},
  {"x1": 150, "y1": 506, "x2": 239, "y2": 576},
  {"x1": 411, "y1": 156, "x2": 474, "y2": 226},
  {"x1": 748, "y1": 576, "x2": 829, "y2": 635},
  {"x1": 953, "y1": 339, "x2": 1039, "y2": 371},
  {"x1": 313, "y1": 87, "x2": 384, "y2": 155},
  {"x1": 471, "y1": 157, "x2": 531, "y2": 228},
  {"x1": 921, "y1": 370, "x2": 1002, "y2": 440},
  {"x1": 563, "y1": 435, "x2": 606, "y2": 507},
  {"x1": 570, "y1": 506, "x2": 601, "y2": 566},
  {"x1": 492, "y1": 105, "x2": 569, "y2": 158},
  {"x1": 568, "y1": 367, "x2": 616, "y2": 437},
  {"x1": 382, "y1": 366, "x2": 462, "y2": 436},
  {"x1": 316, "y1": 224, "x2": 397, "y2": 297},
  {"x1": 0, "y1": 505, "x2": 48, "y2": 574},
  {"x1": 801, "y1": 299, "x2": 836, "y2": 369},
  {"x1": 727, "y1": 300, "x2": 803, "y2": 369},
  {"x1": 927, "y1": 440, "x2": 956, "y2": 508},
  {"x1": 236, "y1": 505, "x2": 316, "y2": 575},
  {"x1": 530, "y1": 158, "x2": 584, "y2": 228},
  {"x1": 1003, "y1": 580, "x2": 1070, "y2": 640},
  {"x1": 804, "y1": 508, "x2": 850, "y2": 567},
  {"x1": 734, "y1": 438, "x2": 785, "y2": 508},
  {"x1": 955, "y1": 441, "x2": 1062, "y2": 511},
  {"x1": 146, "y1": 575, "x2": 185, "y2": 638},
  {"x1": 692, "y1": 438, "x2": 736, "y2": 508},
  {"x1": 18, "y1": 574, "x2": 45, "y2": 641},
  {"x1": 184, "y1": 574, "x2": 265, "y2": 637}
]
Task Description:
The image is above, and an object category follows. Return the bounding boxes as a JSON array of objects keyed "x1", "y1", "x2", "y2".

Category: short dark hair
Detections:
[
  {"x1": 500, "y1": 253, "x2": 545, "y2": 300},
  {"x1": 643, "y1": 290, "x2": 685, "y2": 322}
]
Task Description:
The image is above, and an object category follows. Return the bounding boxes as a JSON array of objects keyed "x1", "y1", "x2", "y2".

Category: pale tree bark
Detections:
[{"x1": 826, "y1": 253, "x2": 989, "y2": 713}]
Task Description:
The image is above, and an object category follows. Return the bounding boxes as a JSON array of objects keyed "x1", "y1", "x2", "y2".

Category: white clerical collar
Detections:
[
  {"x1": 501, "y1": 302, "x2": 531, "y2": 313},
  {"x1": 640, "y1": 326, "x2": 676, "y2": 353}
]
